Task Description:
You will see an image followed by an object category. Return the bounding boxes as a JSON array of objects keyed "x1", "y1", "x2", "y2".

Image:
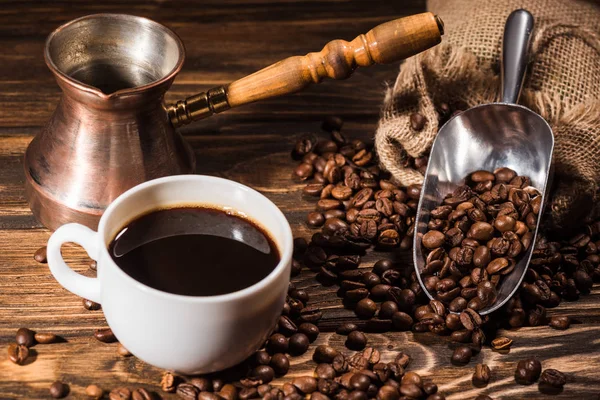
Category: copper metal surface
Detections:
[{"x1": 24, "y1": 14, "x2": 195, "y2": 230}]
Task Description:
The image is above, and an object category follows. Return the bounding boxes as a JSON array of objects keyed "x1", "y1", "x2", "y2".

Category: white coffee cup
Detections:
[{"x1": 46, "y1": 175, "x2": 293, "y2": 374}]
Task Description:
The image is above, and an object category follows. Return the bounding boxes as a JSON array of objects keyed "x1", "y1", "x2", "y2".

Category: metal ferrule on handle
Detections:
[{"x1": 501, "y1": 9, "x2": 534, "y2": 104}]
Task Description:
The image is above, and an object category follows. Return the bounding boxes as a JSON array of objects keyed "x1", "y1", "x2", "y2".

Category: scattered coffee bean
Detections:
[
  {"x1": 472, "y1": 364, "x2": 491, "y2": 386},
  {"x1": 549, "y1": 315, "x2": 571, "y2": 330},
  {"x1": 355, "y1": 298, "x2": 377, "y2": 319},
  {"x1": 539, "y1": 368, "x2": 566, "y2": 389},
  {"x1": 190, "y1": 377, "x2": 213, "y2": 392},
  {"x1": 336, "y1": 323, "x2": 359, "y2": 335},
  {"x1": 491, "y1": 337, "x2": 512, "y2": 351},
  {"x1": 345, "y1": 331, "x2": 367, "y2": 350},
  {"x1": 451, "y1": 346, "x2": 473, "y2": 365},
  {"x1": 94, "y1": 327, "x2": 117, "y2": 343},
  {"x1": 50, "y1": 381, "x2": 69, "y2": 398},
  {"x1": 34, "y1": 246, "x2": 47, "y2": 263},
  {"x1": 160, "y1": 372, "x2": 177, "y2": 393},
  {"x1": 270, "y1": 353, "x2": 290, "y2": 375},
  {"x1": 289, "y1": 333, "x2": 310, "y2": 355},
  {"x1": 15, "y1": 327, "x2": 35, "y2": 348},
  {"x1": 515, "y1": 357, "x2": 542, "y2": 384},
  {"x1": 117, "y1": 343, "x2": 132, "y2": 357},
  {"x1": 83, "y1": 298, "x2": 101, "y2": 310},
  {"x1": 298, "y1": 323, "x2": 320, "y2": 342},
  {"x1": 293, "y1": 376, "x2": 318, "y2": 394},
  {"x1": 34, "y1": 332, "x2": 58, "y2": 344},
  {"x1": 267, "y1": 333, "x2": 289, "y2": 354},
  {"x1": 7, "y1": 343, "x2": 29, "y2": 365},
  {"x1": 85, "y1": 384, "x2": 104, "y2": 399},
  {"x1": 410, "y1": 113, "x2": 426, "y2": 131},
  {"x1": 109, "y1": 387, "x2": 131, "y2": 400}
]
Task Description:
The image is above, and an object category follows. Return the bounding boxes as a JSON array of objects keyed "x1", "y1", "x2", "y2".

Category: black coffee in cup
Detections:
[{"x1": 108, "y1": 206, "x2": 280, "y2": 296}]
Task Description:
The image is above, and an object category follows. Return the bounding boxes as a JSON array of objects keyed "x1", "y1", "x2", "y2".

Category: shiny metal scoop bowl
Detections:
[{"x1": 413, "y1": 9, "x2": 554, "y2": 315}]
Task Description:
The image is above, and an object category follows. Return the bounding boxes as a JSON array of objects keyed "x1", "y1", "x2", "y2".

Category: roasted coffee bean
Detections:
[
  {"x1": 251, "y1": 365, "x2": 275, "y2": 383},
  {"x1": 355, "y1": 298, "x2": 377, "y2": 319},
  {"x1": 7, "y1": 343, "x2": 29, "y2": 365},
  {"x1": 278, "y1": 316, "x2": 298, "y2": 336},
  {"x1": 378, "y1": 301, "x2": 399, "y2": 319},
  {"x1": 422, "y1": 231, "x2": 445, "y2": 249},
  {"x1": 307, "y1": 212, "x2": 326, "y2": 228},
  {"x1": 161, "y1": 372, "x2": 177, "y2": 393},
  {"x1": 349, "y1": 373, "x2": 371, "y2": 391},
  {"x1": 515, "y1": 357, "x2": 542, "y2": 384},
  {"x1": 212, "y1": 380, "x2": 225, "y2": 392},
  {"x1": 293, "y1": 377, "x2": 318, "y2": 394},
  {"x1": 313, "y1": 345, "x2": 339, "y2": 363},
  {"x1": 451, "y1": 329, "x2": 472, "y2": 343},
  {"x1": 399, "y1": 383, "x2": 422, "y2": 398},
  {"x1": 34, "y1": 246, "x2": 48, "y2": 263},
  {"x1": 15, "y1": 327, "x2": 35, "y2": 348},
  {"x1": 267, "y1": 333, "x2": 289, "y2": 354},
  {"x1": 539, "y1": 369, "x2": 566, "y2": 389},
  {"x1": 470, "y1": 170, "x2": 495, "y2": 182},
  {"x1": 198, "y1": 393, "x2": 223, "y2": 400},
  {"x1": 117, "y1": 343, "x2": 132, "y2": 357},
  {"x1": 220, "y1": 385, "x2": 238, "y2": 400},
  {"x1": 346, "y1": 331, "x2": 367, "y2": 350},
  {"x1": 93, "y1": 327, "x2": 117, "y2": 343},
  {"x1": 377, "y1": 385, "x2": 399, "y2": 400},
  {"x1": 293, "y1": 134, "x2": 317, "y2": 159},
  {"x1": 254, "y1": 350, "x2": 272, "y2": 366},
  {"x1": 314, "y1": 363, "x2": 336, "y2": 380},
  {"x1": 409, "y1": 113, "x2": 426, "y2": 131},
  {"x1": 304, "y1": 184, "x2": 325, "y2": 197},
  {"x1": 451, "y1": 346, "x2": 473, "y2": 365},
  {"x1": 50, "y1": 381, "x2": 69, "y2": 399},
  {"x1": 176, "y1": 383, "x2": 199, "y2": 400},
  {"x1": 295, "y1": 163, "x2": 314, "y2": 180},
  {"x1": 289, "y1": 333, "x2": 310, "y2": 355},
  {"x1": 491, "y1": 336, "x2": 513, "y2": 351},
  {"x1": 445, "y1": 314, "x2": 463, "y2": 331},
  {"x1": 239, "y1": 387, "x2": 258, "y2": 400},
  {"x1": 486, "y1": 258, "x2": 510, "y2": 275},
  {"x1": 298, "y1": 323, "x2": 320, "y2": 342},
  {"x1": 83, "y1": 298, "x2": 102, "y2": 311},
  {"x1": 86, "y1": 384, "x2": 104, "y2": 399},
  {"x1": 467, "y1": 222, "x2": 494, "y2": 241},
  {"x1": 477, "y1": 281, "x2": 497, "y2": 306},
  {"x1": 332, "y1": 186, "x2": 353, "y2": 200},
  {"x1": 362, "y1": 272, "x2": 381, "y2": 288},
  {"x1": 270, "y1": 353, "x2": 290, "y2": 375},
  {"x1": 473, "y1": 364, "x2": 491, "y2": 386},
  {"x1": 528, "y1": 305, "x2": 547, "y2": 327},
  {"x1": 34, "y1": 332, "x2": 58, "y2": 344},
  {"x1": 190, "y1": 377, "x2": 213, "y2": 392},
  {"x1": 549, "y1": 316, "x2": 571, "y2": 330},
  {"x1": 391, "y1": 312, "x2": 413, "y2": 331},
  {"x1": 345, "y1": 288, "x2": 369, "y2": 302}
]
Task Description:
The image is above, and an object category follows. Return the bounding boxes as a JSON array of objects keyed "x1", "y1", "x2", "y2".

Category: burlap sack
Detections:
[{"x1": 375, "y1": 0, "x2": 600, "y2": 233}]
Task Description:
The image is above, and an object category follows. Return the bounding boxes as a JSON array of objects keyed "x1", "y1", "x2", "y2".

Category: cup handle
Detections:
[{"x1": 47, "y1": 223, "x2": 102, "y2": 304}]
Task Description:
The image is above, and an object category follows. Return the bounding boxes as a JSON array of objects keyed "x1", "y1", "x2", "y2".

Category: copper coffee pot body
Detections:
[{"x1": 25, "y1": 13, "x2": 444, "y2": 230}]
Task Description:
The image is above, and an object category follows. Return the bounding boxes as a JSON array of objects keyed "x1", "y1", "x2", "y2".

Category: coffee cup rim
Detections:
[{"x1": 98, "y1": 174, "x2": 293, "y2": 303}]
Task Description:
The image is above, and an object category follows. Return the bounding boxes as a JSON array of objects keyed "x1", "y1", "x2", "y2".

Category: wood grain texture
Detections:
[{"x1": 0, "y1": 1, "x2": 599, "y2": 399}]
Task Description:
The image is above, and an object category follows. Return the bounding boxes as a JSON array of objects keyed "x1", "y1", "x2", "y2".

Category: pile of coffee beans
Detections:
[
  {"x1": 419, "y1": 168, "x2": 540, "y2": 310},
  {"x1": 22, "y1": 116, "x2": 600, "y2": 398}
]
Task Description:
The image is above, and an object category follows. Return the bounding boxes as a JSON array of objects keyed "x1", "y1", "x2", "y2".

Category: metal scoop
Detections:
[{"x1": 413, "y1": 9, "x2": 554, "y2": 315}]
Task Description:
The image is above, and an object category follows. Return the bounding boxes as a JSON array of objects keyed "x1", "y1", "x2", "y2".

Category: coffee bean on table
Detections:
[
  {"x1": 117, "y1": 343, "x2": 132, "y2": 357},
  {"x1": 35, "y1": 332, "x2": 58, "y2": 344},
  {"x1": 460, "y1": 309, "x2": 482, "y2": 331},
  {"x1": 514, "y1": 357, "x2": 542, "y2": 384},
  {"x1": 491, "y1": 337, "x2": 512, "y2": 351},
  {"x1": 160, "y1": 372, "x2": 177, "y2": 393},
  {"x1": 549, "y1": 315, "x2": 570, "y2": 330},
  {"x1": 94, "y1": 327, "x2": 117, "y2": 343},
  {"x1": 539, "y1": 369, "x2": 566, "y2": 390},
  {"x1": 199, "y1": 393, "x2": 224, "y2": 400},
  {"x1": 313, "y1": 345, "x2": 339, "y2": 363},
  {"x1": 190, "y1": 377, "x2": 213, "y2": 392},
  {"x1": 251, "y1": 365, "x2": 275, "y2": 383},
  {"x1": 298, "y1": 322, "x2": 319, "y2": 342},
  {"x1": 132, "y1": 388, "x2": 153, "y2": 400},
  {"x1": 7, "y1": 343, "x2": 29, "y2": 365},
  {"x1": 345, "y1": 331, "x2": 367, "y2": 350},
  {"x1": 307, "y1": 212, "x2": 326, "y2": 228},
  {"x1": 377, "y1": 385, "x2": 399, "y2": 400},
  {"x1": 50, "y1": 381, "x2": 69, "y2": 399},
  {"x1": 267, "y1": 333, "x2": 289, "y2": 354},
  {"x1": 379, "y1": 301, "x2": 399, "y2": 319},
  {"x1": 175, "y1": 383, "x2": 199, "y2": 400},
  {"x1": 34, "y1": 246, "x2": 47, "y2": 263},
  {"x1": 86, "y1": 384, "x2": 104, "y2": 399},
  {"x1": 15, "y1": 327, "x2": 35, "y2": 348},
  {"x1": 391, "y1": 312, "x2": 414, "y2": 331},
  {"x1": 336, "y1": 323, "x2": 359, "y2": 335},
  {"x1": 289, "y1": 333, "x2": 310, "y2": 355},
  {"x1": 315, "y1": 363, "x2": 336, "y2": 380},
  {"x1": 355, "y1": 298, "x2": 377, "y2": 319},
  {"x1": 451, "y1": 346, "x2": 473, "y2": 365},
  {"x1": 266, "y1": 352, "x2": 287, "y2": 376},
  {"x1": 473, "y1": 364, "x2": 491, "y2": 386},
  {"x1": 84, "y1": 298, "x2": 101, "y2": 311},
  {"x1": 293, "y1": 376, "x2": 318, "y2": 394}
]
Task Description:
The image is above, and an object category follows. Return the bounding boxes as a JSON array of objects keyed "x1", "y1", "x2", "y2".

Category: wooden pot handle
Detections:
[{"x1": 168, "y1": 12, "x2": 444, "y2": 127}]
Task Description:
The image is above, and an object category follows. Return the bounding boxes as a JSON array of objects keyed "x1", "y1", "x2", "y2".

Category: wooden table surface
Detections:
[{"x1": 1, "y1": 1, "x2": 599, "y2": 399}]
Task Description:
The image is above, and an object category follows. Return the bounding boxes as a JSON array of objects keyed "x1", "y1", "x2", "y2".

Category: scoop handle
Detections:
[
  {"x1": 501, "y1": 9, "x2": 534, "y2": 104},
  {"x1": 168, "y1": 12, "x2": 444, "y2": 127}
]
